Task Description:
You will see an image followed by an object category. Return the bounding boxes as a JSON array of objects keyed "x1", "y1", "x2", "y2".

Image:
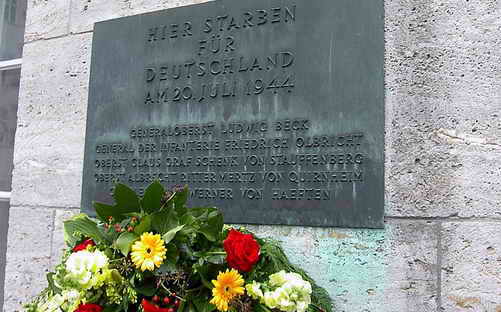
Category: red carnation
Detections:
[
  {"x1": 74, "y1": 303, "x2": 103, "y2": 312},
  {"x1": 72, "y1": 239, "x2": 95, "y2": 252},
  {"x1": 223, "y1": 229, "x2": 260, "y2": 272},
  {"x1": 141, "y1": 299, "x2": 170, "y2": 312}
]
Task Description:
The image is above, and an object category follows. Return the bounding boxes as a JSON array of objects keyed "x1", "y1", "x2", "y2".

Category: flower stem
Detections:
[
  {"x1": 205, "y1": 251, "x2": 226, "y2": 255},
  {"x1": 160, "y1": 282, "x2": 185, "y2": 301}
]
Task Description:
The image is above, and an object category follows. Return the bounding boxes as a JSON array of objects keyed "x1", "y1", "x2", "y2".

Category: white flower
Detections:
[
  {"x1": 64, "y1": 289, "x2": 80, "y2": 301},
  {"x1": 36, "y1": 289, "x2": 81, "y2": 312},
  {"x1": 259, "y1": 271, "x2": 313, "y2": 312},
  {"x1": 269, "y1": 270, "x2": 288, "y2": 286},
  {"x1": 296, "y1": 301, "x2": 308, "y2": 312},
  {"x1": 263, "y1": 291, "x2": 279, "y2": 309},
  {"x1": 246, "y1": 281, "x2": 264, "y2": 300},
  {"x1": 41, "y1": 294, "x2": 65, "y2": 312},
  {"x1": 65, "y1": 250, "x2": 110, "y2": 289},
  {"x1": 91, "y1": 250, "x2": 108, "y2": 270}
]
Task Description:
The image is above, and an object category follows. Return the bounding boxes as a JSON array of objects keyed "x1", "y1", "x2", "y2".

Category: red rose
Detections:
[
  {"x1": 74, "y1": 303, "x2": 103, "y2": 312},
  {"x1": 223, "y1": 229, "x2": 260, "y2": 272},
  {"x1": 141, "y1": 299, "x2": 170, "y2": 312},
  {"x1": 72, "y1": 239, "x2": 95, "y2": 252}
]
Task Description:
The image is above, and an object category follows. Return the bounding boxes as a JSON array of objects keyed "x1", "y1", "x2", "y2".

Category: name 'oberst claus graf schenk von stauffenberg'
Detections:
[{"x1": 82, "y1": 0, "x2": 385, "y2": 228}]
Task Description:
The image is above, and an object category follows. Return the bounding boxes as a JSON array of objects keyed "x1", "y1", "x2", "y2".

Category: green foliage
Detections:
[
  {"x1": 102, "y1": 306, "x2": 122, "y2": 312},
  {"x1": 135, "y1": 284, "x2": 156, "y2": 296},
  {"x1": 134, "y1": 215, "x2": 152, "y2": 235},
  {"x1": 152, "y1": 208, "x2": 179, "y2": 234},
  {"x1": 163, "y1": 225, "x2": 185, "y2": 244},
  {"x1": 94, "y1": 183, "x2": 143, "y2": 223},
  {"x1": 46, "y1": 272, "x2": 61, "y2": 295},
  {"x1": 172, "y1": 186, "x2": 189, "y2": 215},
  {"x1": 116, "y1": 232, "x2": 139, "y2": 256},
  {"x1": 165, "y1": 244, "x2": 180, "y2": 263},
  {"x1": 113, "y1": 184, "x2": 141, "y2": 214},
  {"x1": 192, "y1": 295, "x2": 216, "y2": 312},
  {"x1": 29, "y1": 181, "x2": 333, "y2": 312},
  {"x1": 197, "y1": 211, "x2": 223, "y2": 242},
  {"x1": 94, "y1": 202, "x2": 120, "y2": 223},
  {"x1": 251, "y1": 239, "x2": 333, "y2": 312},
  {"x1": 64, "y1": 213, "x2": 110, "y2": 246},
  {"x1": 141, "y1": 180, "x2": 164, "y2": 213}
]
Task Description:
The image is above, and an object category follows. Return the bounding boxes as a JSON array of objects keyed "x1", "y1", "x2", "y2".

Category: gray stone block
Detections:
[
  {"x1": 24, "y1": 0, "x2": 71, "y2": 42},
  {"x1": 441, "y1": 222, "x2": 501, "y2": 311},
  {"x1": 3, "y1": 207, "x2": 54, "y2": 312},
  {"x1": 385, "y1": 0, "x2": 501, "y2": 218},
  {"x1": 69, "y1": 0, "x2": 211, "y2": 34},
  {"x1": 2, "y1": 254, "x2": 51, "y2": 312},
  {"x1": 245, "y1": 220, "x2": 438, "y2": 312},
  {"x1": 10, "y1": 33, "x2": 92, "y2": 208},
  {"x1": 50, "y1": 209, "x2": 79, "y2": 268},
  {"x1": 69, "y1": 0, "x2": 134, "y2": 34},
  {"x1": 387, "y1": 141, "x2": 501, "y2": 218}
]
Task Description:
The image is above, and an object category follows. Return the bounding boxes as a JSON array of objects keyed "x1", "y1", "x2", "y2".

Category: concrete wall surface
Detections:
[{"x1": 3, "y1": 0, "x2": 501, "y2": 311}]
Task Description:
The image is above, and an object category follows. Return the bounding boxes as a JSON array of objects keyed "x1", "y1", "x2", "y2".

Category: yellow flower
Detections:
[
  {"x1": 130, "y1": 232, "x2": 166, "y2": 271},
  {"x1": 209, "y1": 269, "x2": 245, "y2": 311}
]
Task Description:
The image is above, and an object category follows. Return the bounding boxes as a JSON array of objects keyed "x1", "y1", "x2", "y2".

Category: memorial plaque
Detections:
[{"x1": 82, "y1": 0, "x2": 384, "y2": 228}]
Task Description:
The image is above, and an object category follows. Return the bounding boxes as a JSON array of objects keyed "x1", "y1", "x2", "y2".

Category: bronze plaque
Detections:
[{"x1": 82, "y1": 0, "x2": 384, "y2": 228}]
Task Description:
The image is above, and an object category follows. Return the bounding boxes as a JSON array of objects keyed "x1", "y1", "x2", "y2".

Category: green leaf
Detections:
[
  {"x1": 64, "y1": 214, "x2": 109, "y2": 246},
  {"x1": 123, "y1": 212, "x2": 142, "y2": 218},
  {"x1": 179, "y1": 214, "x2": 197, "y2": 226},
  {"x1": 135, "y1": 284, "x2": 156, "y2": 296},
  {"x1": 198, "y1": 211, "x2": 223, "y2": 242},
  {"x1": 165, "y1": 243, "x2": 179, "y2": 262},
  {"x1": 152, "y1": 209, "x2": 179, "y2": 234},
  {"x1": 94, "y1": 201, "x2": 120, "y2": 222},
  {"x1": 116, "y1": 232, "x2": 139, "y2": 256},
  {"x1": 113, "y1": 183, "x2": 141, "y2": 215},
  {"x1": 104, "y1": 248, "x2": 114, "y2": 259},
  {"x1": 47, "y1": 272, "x2": 61, "y2": 294},
  {"x1": 141, "y1": 180, "x2": 164, "y2": 213},
  {"x1": 134, "y1": 215, "x2": 152, "y2": 235},
  {"x1": 172, "y1": 186, "x2": 189, "y2": 215},
  {"x1": 162, "y1": 225, "x2": 185, "y2": 244},
  {"x1": 193, "y1": 296, "x2": 216, "y2": 312},
  {"x1": 189, "y1": 207, "x2": 215, "y2": 219},
  {"x1": 156, "y1": 262, "x2": 178, "y2": 275},
  {"x1": 187, "y1": 303, "x2": 198, "y2": 312},
  {"x1": 110, "y1": 269, "x2": 123, "y2": 283},
  {"x1": 178, "y1": 300, "x2": 187, "y2": 312},
  {"x1": 194, "y1": 264, "x2": 213, "y2": 289},
  {"x1": 254, "y1": 304, "x2": 274, "y2": 312},
  {"x1": 207, "y1": 254, "x2": 226, "y2": 265},
  {"x1": 179, "y1": 243, "x2": 196, "y2": 260}
]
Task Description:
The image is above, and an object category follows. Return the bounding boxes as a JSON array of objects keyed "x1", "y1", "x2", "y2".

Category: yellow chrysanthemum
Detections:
[
  {"x1": 130, "y1": 232, "x2": 166, "y2": 271},
  {"x1": 209, "y1": 269, "x2": 245, "y2": 311}
]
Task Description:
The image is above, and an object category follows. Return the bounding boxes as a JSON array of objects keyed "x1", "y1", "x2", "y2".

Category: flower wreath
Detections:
[{"x1": 25, "y1": 182, "x2": 332, "y2": 312}]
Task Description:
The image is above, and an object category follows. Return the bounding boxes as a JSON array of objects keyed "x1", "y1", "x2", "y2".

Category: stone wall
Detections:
[{"x1": 3, "y1": 0, "x2": 501, "y2": 311}]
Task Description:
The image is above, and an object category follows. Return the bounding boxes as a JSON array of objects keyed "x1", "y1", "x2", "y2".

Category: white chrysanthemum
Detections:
[
  {"x1": 41, "y1": 294, "x2": 65, "y2": 312},
  {"x1": 66, "y1": 250, "x2": 108, "y2": 273},
  {"x1": 246, "y1": 281, "x2": 264, "y2": 300},
  {"x1": 64, "y1": 289, "x2": 80, "y2": 301},
  {"x1": 66, "y1": 251, "x2": 88, "y2": 275},
  {"x1": 90, "y1": 250, "x2": 108, "y2": 270},
  {"x1": 269, "y1": 270, "x2": 288, "y2": 286},
  {"x1": 263, "y1": 291, "x2": 280, "y2": 309},
  {"x1": 296, "y1": 301, "x2": 308, "y2": 312},
  {"x1": 65, "y1": 250, "x2": 110, "y2": 289},
  {"x1": 37, "y1": 289, "x2": 81, "y2": 312},
  {"x1": 254, "y1": 271, "x2": 313, "y2": 312}
]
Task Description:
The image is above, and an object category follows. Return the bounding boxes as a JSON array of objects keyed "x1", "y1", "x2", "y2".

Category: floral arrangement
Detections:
[{"x1": 25, "y1": 182, "x2": 332, "y2": 312}]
